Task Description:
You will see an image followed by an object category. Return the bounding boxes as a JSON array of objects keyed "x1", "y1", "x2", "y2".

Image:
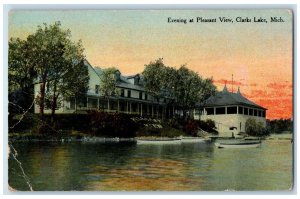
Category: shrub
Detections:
[
  {"x1": 88, "y1": 111, "x2": 138, "y2": 137},
  {"x1": 198, "y1": 119, "x2": 218, "y2": 134},
  {"x1": 9, "y1": 113, "x2": 42, "y2": 134},
  {"x1": 185, "y1": 120, "x2": 199, "y2": 136},
  {"x1": 245, "y1": 118, "x2": 269, "y2": 137}
]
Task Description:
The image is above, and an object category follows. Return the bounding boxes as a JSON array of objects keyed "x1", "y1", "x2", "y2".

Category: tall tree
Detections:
[
  {"x1": 99, "y1": 67, "x2": 118, "y2": 112},
  {"x1": 9, "y1": 22, "x2": 89, "y2": 121},
  {"x1": 44, "y1": 59, "x2": 89, "y2": 119},
  {"x1": 59, "y1": 60, "x2": 89, "y2": 112},
  {"x1": 175, "y1": 66, "x2": 217, "y2": 119},
  {"x1": 142, "y1": 59, "x2": 217, "y2": 120},
  {"x1": 24, "y1": 21, "x2": 86, "y2": 117},
  {"x1": 43, "y1": 39, "x2": 87, "y2": 119},
  {"x1": 8, "y1": 38, "x2": 36, "y2": 113}
]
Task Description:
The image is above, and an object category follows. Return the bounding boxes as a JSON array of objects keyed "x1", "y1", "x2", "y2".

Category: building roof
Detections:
[
  {"x1": 91, "y1": 64, "x2": 145, "y2": 91},
  {"x1": 116, "y1": 81, "x2": 145, "y2": 91},
  {"x1": 124, "y1": 74, "x2": 139, "y2": 79},
  {"x1": 203, "y1": 85, "x2": 267, "y2": 110}
]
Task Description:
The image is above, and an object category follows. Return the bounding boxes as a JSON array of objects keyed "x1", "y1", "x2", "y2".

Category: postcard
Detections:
[{"x1": 7, "y1": 9, "x2": 293, "y2": 192}]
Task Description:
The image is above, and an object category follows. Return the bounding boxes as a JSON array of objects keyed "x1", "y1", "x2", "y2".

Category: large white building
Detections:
[
  {"x1": 34, "y1": 60, "x2": 174, "y2": 118},
  {"x1": 194, "y1": 85, "x2": 267, "y2": 137}
]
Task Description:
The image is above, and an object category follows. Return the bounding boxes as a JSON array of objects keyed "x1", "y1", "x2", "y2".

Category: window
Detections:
[
  {"x1": 254, "y1": 110, "x2": 258, "y2": 116},
  {"x1": 206, "y1": 108, "x2": 214, "y2": 115},
  {"x1": 127, "y1": 90, "x2": 131, "y2": 98},
  {"x1": 238, "y1": 106, "x2": 243, "y2": 114},
  {"x1": 258, "y1": 110, "x2": 262, "y2": 117},
  {"x1": 139, "y1": 91, "x2": 143, "y2": 99},
  {"x1": 227, "y1": 106, "x2": 237, "y2": 114},
  {"x1": 145, "y1": 93, "x2": 148, "y2": 100},
  {"x1": 70, "y1": 98, "x2": 75, "y2": 110},
  {"x1": 249, "y1": 109, "x2": 253, "y2": 116},
  {"x1": 262, "y1": 110, "x2": 266, "y2": 118},
  {"x1": 88, "y1": 98, "x2": 98, "y2": 108},
  {"x1": 95, "y1": 85, "x2": 99, "y2": 94},
  {"x1": 216, "y1": 107, "x2": 225, "y2": 115},
  {"x1": 121, "y1": 89, "x2": 124, "y2": 97},
  {"x1": 244, "y1": 107, "x2": 249, "y2": 115}
]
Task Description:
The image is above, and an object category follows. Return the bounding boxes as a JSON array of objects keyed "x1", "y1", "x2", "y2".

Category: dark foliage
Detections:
[
  {"x1": 245, "y1": 118, "x2": 269, "y2": 137},
  {"x1": 184, "y1": 120, "x2": 199, "y2": 136},
  {"x1": 167, "y1": 118, "x2": 218, "y2": 136},
  {"x1": 88, "y1": 111, "x2": 138, "y2": 138},
  {"x1": 44, "y1": 114, "x2": 90, "y2": 131},
  {"x1": 267, "y1": 118, "x2": 293, "y2": 134},
  {"x1": 9, "y1": 113, "x2": 41, "y2": 133},
  {"x1": 198, "y1": 119, "x2": 218, "y2": 134}
]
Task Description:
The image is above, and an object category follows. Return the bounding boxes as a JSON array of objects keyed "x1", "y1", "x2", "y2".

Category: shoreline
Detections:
[{"x1": 8, "y1": 133, "x2": 292, "y2": 143}]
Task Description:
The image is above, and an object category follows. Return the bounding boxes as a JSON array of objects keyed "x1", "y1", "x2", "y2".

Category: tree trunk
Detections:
[
  {"x1": 117, "y1": 99, "x2": 120, "y2": 113},
  {"x1": 107, "y1": 98, "x2": 110, "y2": 112},
  {"x1": 182, "y1": 108, "x2": 187, "y2": 121},
  {"x1": 39, "y1": 81, "x2": 46, "y2": 116},
  {"x1": 75, "y1": 97, "x2": 77, "y2": 112},
  {"x1": 51, "y1": 84, "x2": 58, "y2": 124},
  {"x1": 51, "y1": 95, "x2": 57, "y2": 124}
]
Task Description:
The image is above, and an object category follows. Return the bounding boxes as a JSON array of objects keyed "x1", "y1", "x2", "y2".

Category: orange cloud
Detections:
[
  {"x1": 213, "y1": 79, "x2": 293, "y2": 119},
  {"x1": 213, "y1": 79, "x2": 245, "y2": 86},
  {"x1": 267, "y1": 82, "x2": 293, "y2": 89}
]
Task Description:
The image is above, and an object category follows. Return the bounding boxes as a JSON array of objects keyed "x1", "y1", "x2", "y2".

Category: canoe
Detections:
[
  {"x1": 181, "y1": 137, "x2": 208, "y2": 143},
  {"x1": 136, "y1": 138, "x2": 182, "y2": 145},
  {"x1": 215, "y1": 139, "x2": 261, "y2": 149}
]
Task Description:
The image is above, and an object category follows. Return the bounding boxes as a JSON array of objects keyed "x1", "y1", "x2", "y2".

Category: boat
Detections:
[
  {"x1": 215, "y1": 139, "x2": 261, "y2": 148},
  {"x1": 180, "y1": 136, "x2": 209, "y2": 143},
  {"x1": 136, "y1": 137, "x2": 182, "y2": 144}
]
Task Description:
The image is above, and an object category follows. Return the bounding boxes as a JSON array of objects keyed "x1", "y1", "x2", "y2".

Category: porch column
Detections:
[
  {"x1": 147, "y1": 104, "x2": 149, "y2": 116},
  {"x1": 173, "y1": 105, "x2": 175, "y2": 117},
  {"x1": 152, "y1": 104, "x2": 154, "y2": 117},
  {"x1": 97, "y1": 98, "x2": 99, "y2": 110},
  {"x1": 130, "y1": 103, "x2": 132, "y2": 114},
  {"x1": 87, "y1": 97, "x2": 89, "y2": 109},
  {"x1": 107, "y1": 99, "x2": 110, "y2": 112},
  {"x1": 117, "y1": 100, "x2": 120, "y2": 112},
  {"x1": 156, "y1": 105, "x2": 159, "y2": 119}
]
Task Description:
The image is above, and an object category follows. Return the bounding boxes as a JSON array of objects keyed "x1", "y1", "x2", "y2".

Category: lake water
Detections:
[{"x1": 8, "y1": 139, "x2": 293, "y2": 191}]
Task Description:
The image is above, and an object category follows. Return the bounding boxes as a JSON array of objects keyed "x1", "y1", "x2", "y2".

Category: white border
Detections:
[{"x1": 1, "y1": 1, "x2": 299, "y2": 198}]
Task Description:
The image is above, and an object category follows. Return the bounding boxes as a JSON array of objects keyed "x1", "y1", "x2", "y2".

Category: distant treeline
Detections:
[{"x1": 266, "y1": 119, "x2": 293, "y2": 134}]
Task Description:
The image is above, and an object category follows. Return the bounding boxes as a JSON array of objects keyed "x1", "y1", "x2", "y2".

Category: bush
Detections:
[
  {"x1": 88, "y1": 111, "x2": 138, "y2": 137},
  {"x1": 9, "y1": 113, "x2": 42, "y2": 134},
  {"x1": 245, "y1": 118, "x2": 269, "y2": 137},
  {"x1": 46, "y1": 114, "x2": 89, "y2": 131},
  {"x1": 267, "y1": 118, "x2": 293, "y2": 134},
  {"x1": 185, "y1": 120, "x2": 199, "y2": 136},
  {"x1": 198, "y1": 119, "x2": 218, "y2": 134}
]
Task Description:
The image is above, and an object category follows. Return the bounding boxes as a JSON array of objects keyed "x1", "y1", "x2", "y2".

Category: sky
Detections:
[{"x1": 8, "y1": 10, "x2": 293, "y2": 119}]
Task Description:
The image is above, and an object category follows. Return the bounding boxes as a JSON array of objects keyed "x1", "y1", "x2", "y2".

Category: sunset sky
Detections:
[{"x1": 8, "y1": 10, "x2": 293, "y2": 119}]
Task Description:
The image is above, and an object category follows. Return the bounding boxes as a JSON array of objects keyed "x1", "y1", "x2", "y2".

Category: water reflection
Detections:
[{"x1": 8, "y1": 140, "x2": 292, "y2": 191}]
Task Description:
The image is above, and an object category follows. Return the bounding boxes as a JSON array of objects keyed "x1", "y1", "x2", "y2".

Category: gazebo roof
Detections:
[{"x1": 203, "y1": 86, "x2": 267, "y2": 110}]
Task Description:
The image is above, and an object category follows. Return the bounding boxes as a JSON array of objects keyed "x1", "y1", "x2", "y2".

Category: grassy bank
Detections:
[{"x1": 9, "y1": 111, "x2": 219, "y2": 141}]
